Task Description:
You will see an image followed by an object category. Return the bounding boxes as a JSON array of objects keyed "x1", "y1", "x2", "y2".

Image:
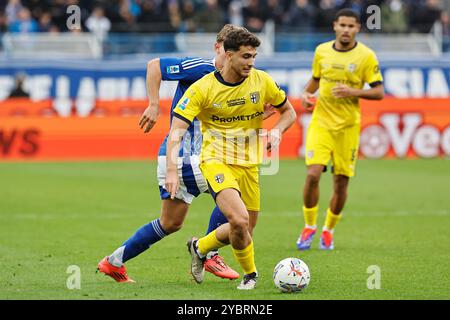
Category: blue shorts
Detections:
[{"x1": 157, "y1": 155, "x2": 208, "y2": 204}]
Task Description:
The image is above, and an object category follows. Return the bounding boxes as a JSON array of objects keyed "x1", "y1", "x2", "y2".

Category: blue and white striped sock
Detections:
[{"x1": 109, "y1": 219, "x2": 167, "y2": 267}]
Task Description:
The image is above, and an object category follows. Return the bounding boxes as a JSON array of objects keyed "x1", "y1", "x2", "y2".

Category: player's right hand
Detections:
[
  {"x1": 165, "y1": 170, "x2": 179, "y2": 200},
  {"x1": 139, "y1": 104, "x2": 159, "y2": 133},
  {"x1": 301, "y1": 92, "x2": 316, "y2": 112}
]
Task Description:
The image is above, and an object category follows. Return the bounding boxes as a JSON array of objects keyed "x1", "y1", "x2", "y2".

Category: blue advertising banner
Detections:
[{"x1": 0, "y1": 58, "x2": 449, "y2": 116}]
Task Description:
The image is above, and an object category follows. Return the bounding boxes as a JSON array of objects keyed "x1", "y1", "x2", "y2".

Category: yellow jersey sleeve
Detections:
[
  {"x1": 173, "y1": 82, "x2": 205, "y2": 124},
  {"x1": 261, "y1": 71, "x2": 287, "y2": 108},
  {"x1": 363, "y1": 51, "x2": 383, "y2": 87},
  {"x1": 311, "y1": 49, "x2": 321, "y2": 79}
]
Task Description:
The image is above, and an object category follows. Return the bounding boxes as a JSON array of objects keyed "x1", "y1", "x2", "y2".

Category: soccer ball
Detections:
[{"x1": 273, "y1": 257, "x2": 310, "y2": 293}]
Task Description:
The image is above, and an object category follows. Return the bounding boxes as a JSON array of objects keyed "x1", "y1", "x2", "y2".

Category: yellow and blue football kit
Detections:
[
  {"x1": 173, "y1": 69, "x2": 287, "y2": 211},
  {"x1": 306, "y1": 41, "x2": 383, "y2": 177}
]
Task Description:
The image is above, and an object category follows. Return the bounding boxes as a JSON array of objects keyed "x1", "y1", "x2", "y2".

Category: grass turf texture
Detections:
[{"x1": 1, "y1": 159, "x2": 449, "y2": 300}]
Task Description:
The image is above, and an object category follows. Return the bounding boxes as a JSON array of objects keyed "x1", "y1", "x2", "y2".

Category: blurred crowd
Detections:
[{"x1": 0, "y1": 0, "x2": 449, "y2": 36}]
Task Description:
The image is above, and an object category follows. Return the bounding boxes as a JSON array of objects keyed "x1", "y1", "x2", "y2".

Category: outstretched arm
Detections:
[
  {"x1": 139, "y1": 58, "x2": 162, "y2": 133},
  {"x1": 165, "y1": 117, "x2": 190, "y2": 199}
]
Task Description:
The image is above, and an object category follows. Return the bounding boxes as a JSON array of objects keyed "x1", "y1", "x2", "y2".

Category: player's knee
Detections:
[
  {"x1": 228, "y1": 215, "x2": 249, "y2": 234},
  {"x1": 306, "y1": 172, "x2": 321, "y2": 186},
  {"x1": 160, "y1": 219, "x2": 183, "y2": 234}
]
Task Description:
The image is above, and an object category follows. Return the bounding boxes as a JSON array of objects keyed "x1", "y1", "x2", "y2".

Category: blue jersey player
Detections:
[{"x1": 97, "y1": 25, "x2": 247, "y2": 282}]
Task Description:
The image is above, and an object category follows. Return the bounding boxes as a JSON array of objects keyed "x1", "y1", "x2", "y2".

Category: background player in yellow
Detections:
[
  {"x1": 296, "y1": 9, "x2": 385, "y2": 251},
  {"x1": 165, "y1": 28, "x2": 296, "y2": 290}
]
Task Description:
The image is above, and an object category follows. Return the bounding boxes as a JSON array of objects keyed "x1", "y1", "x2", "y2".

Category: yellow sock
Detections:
[
  {"x1": 232, "y1": 241, "x2": 256, "y2": 275},
  {"x1": 324, "y1": 208, "x2": 342, "y2": 231},
  {"x1": 303, "y1": 205, "x2": 318, "y2": 228},
  {"x1": 197, "y1": 230, "x2": 226, "y2": 256}
]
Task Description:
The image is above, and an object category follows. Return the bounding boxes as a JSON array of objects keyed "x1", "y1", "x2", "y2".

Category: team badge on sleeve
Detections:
[
  {"x1": 178, "y1": 97, "x2": 189, "y2": 110},
  {"x1": 215, "y1": 174, "x2": 225, "y2": 184},
  {"x1": 373, "y1": 65, "x2": 380, "y2": 74},
  {"x1": 167, "y1": 65, "x2": 180, "y2": 74},
  {"x1": 250, "y1": 92, "x2": 260, "y2": 104}
]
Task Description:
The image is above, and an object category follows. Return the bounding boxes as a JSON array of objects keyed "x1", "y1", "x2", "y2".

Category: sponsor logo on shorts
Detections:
[
  {"x1": 307, "y1": 150, "x2": 314, "y2": 159},
  {"x1": 215, "y1": 173, "x2": 225, "y2": 184}
]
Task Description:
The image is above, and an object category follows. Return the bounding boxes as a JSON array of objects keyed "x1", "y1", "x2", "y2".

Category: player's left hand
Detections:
[
  {"x1": 332, "y1": 84, "x2": 355, "y2": 98},
  {"x1": 139, "y1": 104, "x2": 160, "y2": 133},
  {"x1": 263, "y1": 103, "x2": 276, "y2": 120},
  {"x1": 165, "y1": 169, "x2": 180, "y2": 200},
  {"x1": 266, "y1": 129, "x2": 281, "y2": 152}
]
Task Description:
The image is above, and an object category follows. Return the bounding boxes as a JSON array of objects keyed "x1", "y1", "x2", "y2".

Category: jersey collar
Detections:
[
  {"x1": 332, "y1": 41, "x2": 358, "y2": 52},
  {"x1": 214, "y1": 71, "x2": 246, "y2": 87}
]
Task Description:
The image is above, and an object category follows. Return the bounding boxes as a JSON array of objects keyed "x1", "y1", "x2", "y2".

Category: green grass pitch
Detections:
[{"x1": 1, "y1": 159, "x2": 449, "y2": 300}]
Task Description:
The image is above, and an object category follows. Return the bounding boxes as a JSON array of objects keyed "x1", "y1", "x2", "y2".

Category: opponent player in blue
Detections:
[{"x1": 97, "y1": 25, "x2": 269, "y2": 282}]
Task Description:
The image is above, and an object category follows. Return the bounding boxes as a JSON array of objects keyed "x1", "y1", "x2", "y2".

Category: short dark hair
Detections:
[
  {"x1": 223, "y1": 29, "x2": 261, "y2": 52},
  {"x1": 216, "y1": 24, "x2": 248, "y2": 43},
  {"x1": 334, "y1": 8, "x2": 360, "y2": 23}
]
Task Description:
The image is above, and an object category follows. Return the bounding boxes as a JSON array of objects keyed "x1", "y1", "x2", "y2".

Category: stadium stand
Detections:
[{"x1": 0, "y1": 0, "x2": 448, "y2": 55}]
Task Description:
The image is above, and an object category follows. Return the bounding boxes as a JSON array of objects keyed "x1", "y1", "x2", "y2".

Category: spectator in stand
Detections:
[
  {"x1": 179, "y1": 0, "x2": 196, "y2": 32},
  {"x1": 121, "y1": 0, "x2": 138, "y2": 30},
  {"x1": 24, "y1": 0, "x2": 49, "y2": 22},
  {"x1": 217, "y1": 0, "x2": 233, "y2": 23},
  {"x1": 48, "y1": 0, "x2": 69, "y2": 31},
  {"x1": 283, "y1": 0, "x2": 316, "y2": 32},
  {"x1": 8, "y1": 73, "x2": 30, "y2": 98},
  {"x1": 228, "y1": 0, "x2": 244, "y2": 26},
  {"x1": 266, "y1": 0, "x2": 287, "y2": 27},
  {"x1": 345, "y1": 0, "x2": 365, "y2": 17},
  {"x1": 381, "y1": 0, "x2": 408, "y2": 33},
  {"x1": 137, "y1": 0, "x2": 173, "y2": 32},
  {"x1": 128, "y1": 0, "x2": 142, "y2": 18},
  {"x1": 193, "y1": 0, "x2": 225, "y2": 32},
  {"x1": 412, "y1": 0, "x2": 443, "y2": 33},
  {"x1": 85, "y1": 6, "x2": 111, "y2": 41},
  {"x1": 1, "y1": 0, "x2": 449, "y2": 38},
  {"x1": 38, "y1": 11, "x2": 55, "y2": 32},
  {"x1": 109, "y1": 0, "x2": 140, "y2": 32},
  {"x1": 316, "y1": 0, "x2": 339, "y2": 32},
  {"x1": 168, "y1": 0, "x2": 182, "y2": 31},
  {"x1": 8, "y1": 7, "x2": 38, "y2": 32},
  {"x1": 0, "y1": 11, "x2": 8, "y2": 32},
  {"x1": 242, "y1": 0, "x2": 269, "y2": 32},
  {"x1": 5, "y1": 0, "x2": 24, "y2": 25}
]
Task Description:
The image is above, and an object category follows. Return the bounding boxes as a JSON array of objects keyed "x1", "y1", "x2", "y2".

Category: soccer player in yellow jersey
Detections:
[
  {"x1": 165, "y1": 28, "x2": 296, "y2": 290},
  {"x1": 296, "y1": 9, "x2": 384, "y2": 251}
]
